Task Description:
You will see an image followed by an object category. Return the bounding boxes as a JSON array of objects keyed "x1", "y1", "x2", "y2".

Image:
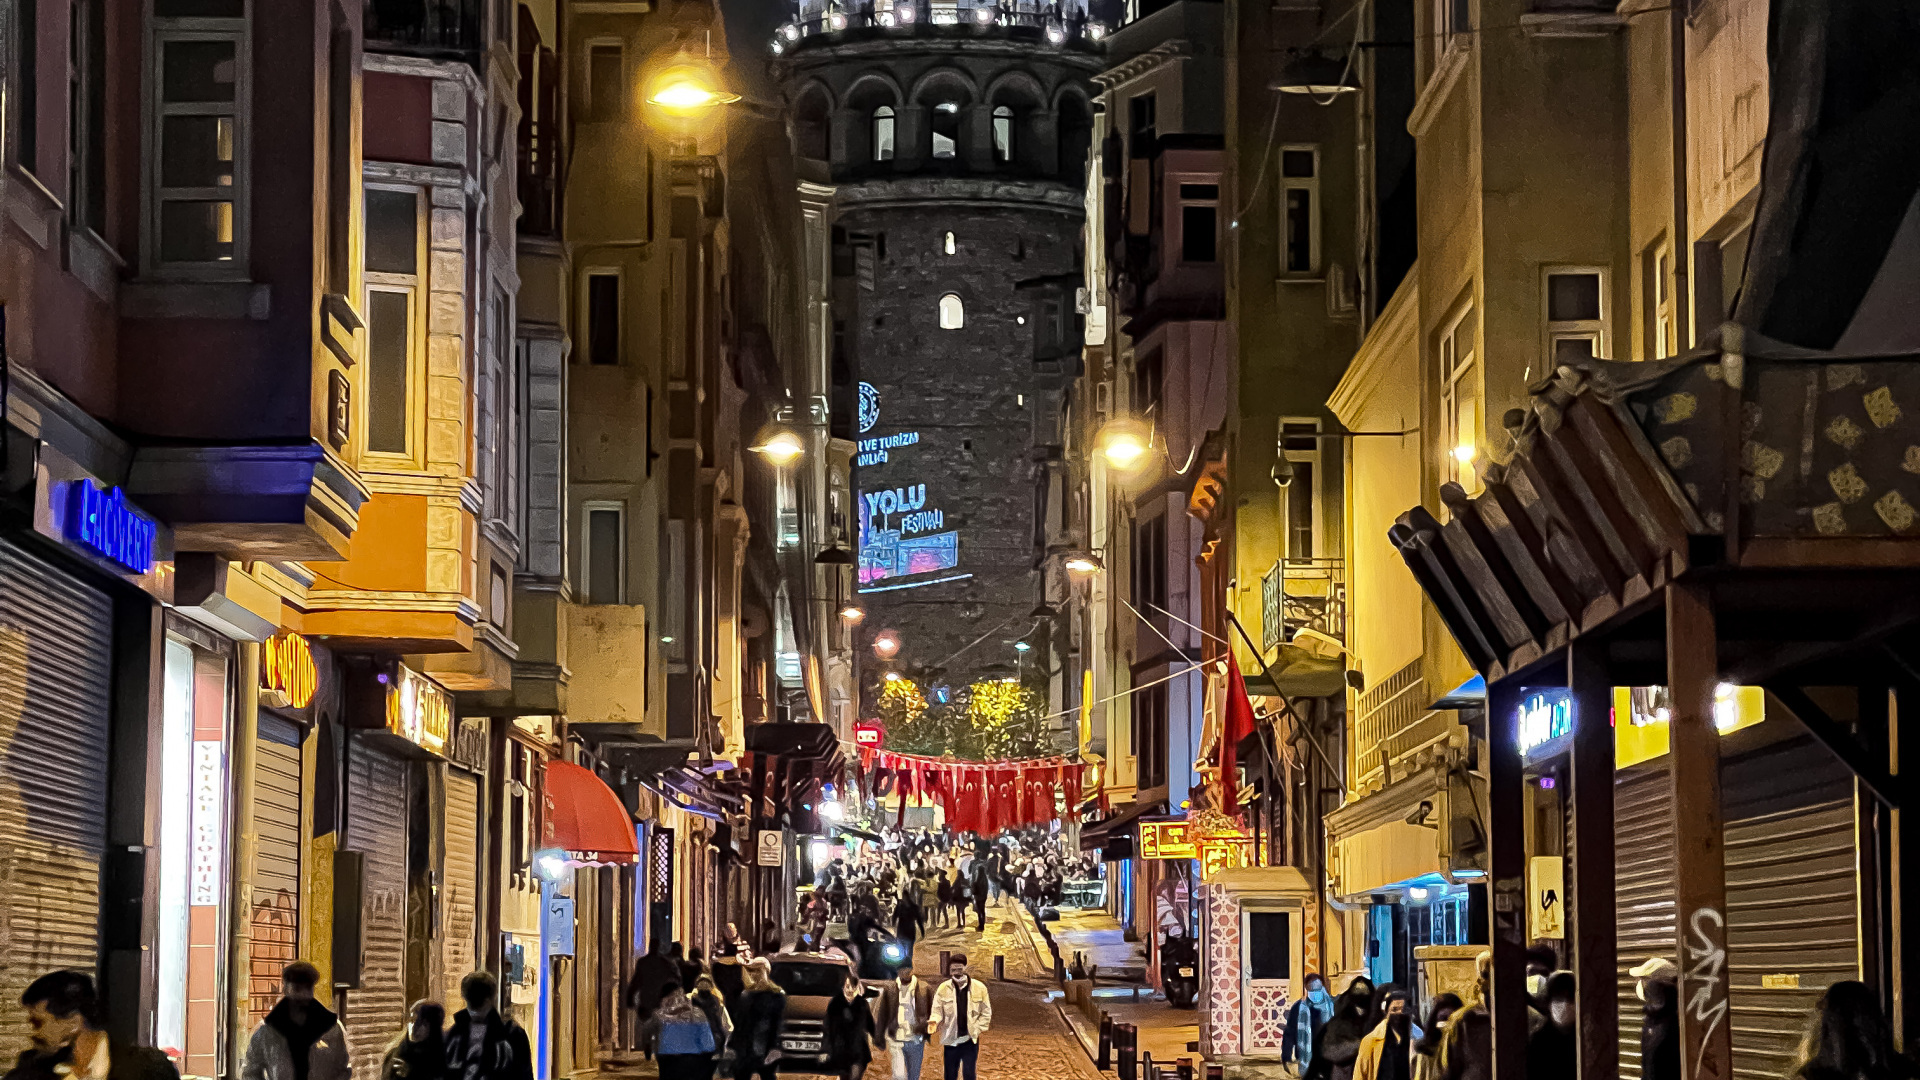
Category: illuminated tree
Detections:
[{"x1": 878, "y1": 675, "x2": 1048, "y2": 760}]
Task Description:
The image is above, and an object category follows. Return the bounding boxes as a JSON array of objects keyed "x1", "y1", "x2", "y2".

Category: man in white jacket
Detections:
[
  {"x1": 241, "y1": 962, "x2": 351, "y2": 1080},
  {"x1": 929, "y1": 956, "x2": 991, "y2": 1080}
]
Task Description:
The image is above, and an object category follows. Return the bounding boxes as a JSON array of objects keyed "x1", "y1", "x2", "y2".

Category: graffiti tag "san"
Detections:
[{"x1": 1685, "y1": 907, "x2": 1728, "y2": 1079}]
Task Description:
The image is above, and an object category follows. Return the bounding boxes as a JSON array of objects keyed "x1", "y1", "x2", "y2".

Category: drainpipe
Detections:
[{"x1": 1670, "y1": 2, "x2": 1691, "y2": 349}]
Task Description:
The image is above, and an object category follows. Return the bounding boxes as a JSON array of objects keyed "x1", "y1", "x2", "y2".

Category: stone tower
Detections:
[{"x1": 777, "y1": 0, "x2": 1101, "y2": 720}]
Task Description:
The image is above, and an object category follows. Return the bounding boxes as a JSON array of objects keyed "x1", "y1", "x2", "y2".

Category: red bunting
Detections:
[{"x1": 850, "y1": 751, "x2": 1087, "y2": 831}]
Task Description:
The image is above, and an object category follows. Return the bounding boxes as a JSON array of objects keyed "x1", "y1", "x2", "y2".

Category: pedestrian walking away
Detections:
[
  {"x1": 728, "y1": 958, "x2": 788, "y2": 1080},
  {"x1": 930, "y1": 955, "x2": 991, "y2": 1080},
  {"x1": 824, "y1": 973, "x2": 876, "y2": 1080},
  {"x1": 639, "y1": 983, "x2": 718, "y2": 1080},
  {"x1": 1409, "y1": 994, "x2": 1460, "y2": 1080},
  {"x1": 242, "y1": 962, "x2": 352, "y2": 1080},
  {"x1": 629, "y1": 939, "x2": 681, "y2": 1035},
  {"x1": 1630, "y1": 958, "x2": 1679, "y2": 1080},
  {"x1": 381, "y1": 1002, "x2": 448, "y2": 1080},
  {"x1": 689, "y1": 975, "x2": 734, "y2": 1067},
  {"x1": 1790, "y1": 980, "x2": 1915, "y2": 1080},
  {"x1": 875, "y1": 963, "x2": 935, "y2": 1080},
  {"x1": 5, "y1": 971, "x2": 179, "y2": 1080},
  {"x1": 442, "y1": 973, "x2": 534, "y2": 1080}
]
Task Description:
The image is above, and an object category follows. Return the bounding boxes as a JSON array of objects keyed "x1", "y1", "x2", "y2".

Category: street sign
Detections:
[
  {"x1": 543, "y1": 888, "x2": 576, "y2": 956},
  {"x1": 757, "y1": 830, "x2": 785, "y2": 867},
  {"x1": 1529, "y1": 855, "x2": 1565, "y2": 939}
]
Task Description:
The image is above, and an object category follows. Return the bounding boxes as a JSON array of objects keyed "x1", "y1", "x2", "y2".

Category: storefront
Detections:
[
  {"x1": 250, "y1": 632, "x2": 327, "y2": 1026},
  {"x1": 499, "y1": 716, "x2": 553, "y2": 1065},
  {"x1": 341, "y1": 662, "x2": 452, "y2": 1080}
]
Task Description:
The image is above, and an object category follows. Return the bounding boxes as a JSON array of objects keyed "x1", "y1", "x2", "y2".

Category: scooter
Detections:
[{"x1": 1160, "y1": 931, "x2": 1199, "y2": 1008}]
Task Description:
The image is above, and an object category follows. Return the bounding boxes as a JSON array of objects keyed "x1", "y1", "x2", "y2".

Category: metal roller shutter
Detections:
[
  {"x1": 442, "y1": 769, "x2": 481, "y2": 994},
  {"x1": 1722, "y1": 741, "x2": 1857, "y2": 1080},
  {"x1": 346, "y1": 742, "x2": 409, "y2": 1080},
  {"x1": 1613, "y1": 764, "x2": 1676, "y2": 1080},
  {"x1": 0, "y1": 538, "x2": 112, "y2": 1052},
  {"x1": 251, "y1": 716, "x2": 303, "y2": 1024}
]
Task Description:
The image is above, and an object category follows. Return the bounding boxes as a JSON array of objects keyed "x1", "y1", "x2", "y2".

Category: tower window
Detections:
[
  {"x1": 938, "y1": 293, "x2": 964, "y2": 329},
  {"x1": 943, "y1": 231, "x2": 956, "y2": 255},
  {"x1": 873, "y1": 105, "x2": 895, "y2": 161},
  {"x1": 931, "y1": 101, "x2": 959, "y2": 159},
  {"x1": 992, "y1": 105, "x2": 1013, "y2": 163}
]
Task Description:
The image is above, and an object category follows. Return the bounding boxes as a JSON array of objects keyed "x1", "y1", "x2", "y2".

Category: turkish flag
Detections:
[{"x1": 1222, "y1": 656, "x2": 1258, "y2": 819}]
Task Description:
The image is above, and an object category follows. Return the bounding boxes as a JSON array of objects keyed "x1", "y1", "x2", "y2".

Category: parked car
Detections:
[{"x1": 768, "y1": 953, "x2": 877, "y2": 1071}]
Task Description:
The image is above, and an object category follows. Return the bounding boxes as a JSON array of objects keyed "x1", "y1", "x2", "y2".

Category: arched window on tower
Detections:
[
  {"x1": 873, "y1": 106, "x2": 896, "y2": 161},
  {"x1": 992, "y1": 105, "x2": 1014, "y2": 163},
  {"x1": 931, "y1": 102, "x2": 960, "y2": 159},
  {"x1": 938, "y1": 293, "x2": 965, "y2": 329},
  {"x1": 944, "y1": 231, "x2": 956, "y2": 255}
]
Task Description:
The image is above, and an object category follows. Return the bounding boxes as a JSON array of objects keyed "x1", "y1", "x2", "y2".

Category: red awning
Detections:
[{"x1": 542, "y1": 760, "x2": 639, "y2": 864}]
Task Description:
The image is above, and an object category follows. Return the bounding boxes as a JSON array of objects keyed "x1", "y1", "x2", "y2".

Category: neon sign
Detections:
[
  {"x1": 856, "y1": 430, "x2": 920, "y2": 467},
  {"x1": 262, "y1": 633, "x2": 318, "y2": 709},
  {"x1": 64, "y1": 481, "x2": 157, "y2": 574},
  {"x1": 1517, "y1": 689, "x2": 1574, "y2": 760},
  {"x1": 387, "y1": 665, "x2": 451, "y2": 755}
]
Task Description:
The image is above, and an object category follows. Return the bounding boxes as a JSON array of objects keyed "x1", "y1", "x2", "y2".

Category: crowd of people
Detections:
[{"x1": 1274, "y1": 945, "x2": 1917, "y2": 1080}]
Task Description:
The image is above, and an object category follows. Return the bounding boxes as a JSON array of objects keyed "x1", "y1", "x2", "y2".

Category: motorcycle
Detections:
[{"x1": 1160, "y1": 931, "x2": 1199, "y2": 1008}]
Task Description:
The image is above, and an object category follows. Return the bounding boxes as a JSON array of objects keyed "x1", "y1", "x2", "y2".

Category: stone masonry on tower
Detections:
[{"x1": 777, "y1": 0, "x2": 1102, "y2": 718}]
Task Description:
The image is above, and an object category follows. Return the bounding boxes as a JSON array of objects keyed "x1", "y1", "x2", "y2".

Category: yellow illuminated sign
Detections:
[
  {"x1": 1613, "y1": 684, "x2": 1765, "y2": 768},
  {"x1": 1140, "y1": 819, "x2": 1197, "y2": 860}
]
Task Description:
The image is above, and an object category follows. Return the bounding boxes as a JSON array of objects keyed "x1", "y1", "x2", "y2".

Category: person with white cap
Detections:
[{"x1": 1629, "y1": 958, "x2": 1680, "y2": 1080}]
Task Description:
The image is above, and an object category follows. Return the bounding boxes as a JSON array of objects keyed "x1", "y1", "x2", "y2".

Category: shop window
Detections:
[
  {"x1": 364, "y1": 186, "x2": 422, "y2": 458},
  {"x1": 158, "y1": 625, "x2": 233, "y2": 1080},
  {"x1": 148, "y1": 11, "x2": 250, "y2": 274}
]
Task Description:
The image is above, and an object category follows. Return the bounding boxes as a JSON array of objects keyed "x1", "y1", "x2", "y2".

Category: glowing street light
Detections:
[
  {"x1": 1013, "y1": 641, "x2": 1033, "y2": 653},
  {"x1": 1095, "y1": 417, "x2": 1155, "y2": 472},
  {"x1": 874, "y1": 633, "x2": 901, "y2": 659},
  {"x1": 840, "y1": 606, "x2": 866, "y2": 622},
  {"x1": 647, "y1": 66, "x2": 741, "y2": 112},
  {"x1": 1064, "y1": 554, "x2": 1104, "y2": 575},
  {"x1": 1452, "y1": 443, "x2": 1477, "y2": 464},
  {"x1": 750, "y1": 423, "x2": 805, "y2": 465}
]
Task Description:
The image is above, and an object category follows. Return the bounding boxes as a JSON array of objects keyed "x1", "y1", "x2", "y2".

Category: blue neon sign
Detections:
[
  {"x1": 65, "y1": 481, "x2": 157, "y2": 574},
  {"x1": 1516, "y1": 688, "x2": 1575, "y2": 760}
]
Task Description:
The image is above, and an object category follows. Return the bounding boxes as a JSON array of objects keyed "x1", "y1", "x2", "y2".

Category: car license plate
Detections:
[
  {"x1": 1177, "y1": 967, "x2": 1195, "y2": 977},
  {"x1": 783, "y1": 1040, "x2": 820, "y2": 1052}
]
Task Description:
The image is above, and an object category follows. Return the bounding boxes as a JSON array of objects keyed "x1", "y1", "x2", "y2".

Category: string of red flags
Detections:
[{"x1": 857, "y1": 748, "x2": 1089, "y2": 831}]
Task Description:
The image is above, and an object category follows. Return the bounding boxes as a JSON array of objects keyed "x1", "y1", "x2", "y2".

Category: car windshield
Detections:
[{"x1": 772, "y1": 960, "x2": 851, "y2": 997}]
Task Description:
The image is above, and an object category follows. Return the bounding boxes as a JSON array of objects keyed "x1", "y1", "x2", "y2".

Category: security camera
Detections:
[{"x1": 1405, "y1": 799, "x2": 1434, "y2": 826}]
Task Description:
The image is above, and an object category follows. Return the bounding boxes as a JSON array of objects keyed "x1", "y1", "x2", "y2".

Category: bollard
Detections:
[
  {"x1": 1097, "y1": 1014, "x2": 1113, "y2": 1071},
  {"x1": 1206, "y1": 1066, "x2": 1225, "y2": 1080},
  {"x1": 1178, "y1": 1058, "x2": 1194, "y2": 1080},
  {"x1": 994, "y1": 954, "x2": 1005, "y2": 980},
  {"x1": 1142, "y1": 1050, "x2": 1155, "y2": 1080},
  {"x1": 1119, "y1": 1025, "x2": 1137, "y2": 1080}
]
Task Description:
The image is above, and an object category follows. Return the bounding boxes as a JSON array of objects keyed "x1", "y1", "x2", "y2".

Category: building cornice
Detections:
[
  {"x1": 1093, "y1": 42, "x2": 1189, "y2": 93},
  {"x1": 837, "y1": 177, "x2": 1086, "y2": 215}
]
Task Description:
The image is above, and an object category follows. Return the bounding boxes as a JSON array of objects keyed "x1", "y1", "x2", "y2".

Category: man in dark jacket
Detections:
[
  {"x1": 627, "y1": 940, "x2": 680, "y2": 1027},
  {"x1": 442, "y1": 973, "x2": 534, "y2": 1080},
  {"x1": 6, "y1": 971, "x2": 180, "y2": 1080},
  {"x1": 1632, "y1": 958, "x2": 1680, "y2": 1080}
]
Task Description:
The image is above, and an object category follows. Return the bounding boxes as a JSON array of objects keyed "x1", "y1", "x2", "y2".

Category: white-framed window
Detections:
[
  {"x1": 1178, "y1": 181, "x2": 1219, "y2": 264},
  {"x1": 1279, "y1": 417, "x2": 1321, "y2": 559},
  {"x1": 938, "y1": 292, "x2": 964, "y2": 329},
  {"x1": 992, "y1": 105, "x2": 1013, "y2": 163},
  {"x1": 362, "y1": 185, "x2": 424, "y2": 460},
  {"x1": 147, "y1": 11, "x2": 250, "y2": 276},
  {"x1": 1438, "y1": 301, "x2": 1480, "y2": 494},
  {"x1": 873, "y1": 105, "x2": 896, "y2": 160},
  {"x1": 583, "y1": 500, "x2": 625, "y2": 604},
  {"x1": 1644, "y1": 240, "x2": 1674, "y2": 360},
  {"x1": 1278, "y1": 145, "x2": 1319, "y2": 275},
  {"x1": 1544, "y1": 266, "x2": 1607, "y2": 368},
  {"x1": 585, "y1": 269, "x2": 621, "y2": 365},
  {"x1": 1432, "y1": 0, "x2": 1469, "y2": 70}
]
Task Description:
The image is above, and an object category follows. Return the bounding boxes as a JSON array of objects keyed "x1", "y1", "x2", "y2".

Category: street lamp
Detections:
[
  {"x1": 873, "y1": 633, "x2": 901, "y2": 659},
  {"x1": 1064, "y1": 553, "x2": 1105, "y2": 575},
  {"x1": 1013, "y1": 641, "x2": 1033, "y2": 653},
  {"x1": 1269, "y1": 50, "x2": 1361, "y2": 96},
  {"x1": 749, "y1": 422, "x2": 805, "y2": 465},
  {"x1": 840, "y1": 606, "x2": 865, "y2": 622},
  {"x1": 1095, "y1": 417, "x2": 1155, "y2": 472},
  {"x1": 647, "y1": 64, "x2": 741, "y2": 113}
]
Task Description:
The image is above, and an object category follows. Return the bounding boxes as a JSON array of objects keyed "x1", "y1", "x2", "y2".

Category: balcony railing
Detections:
[
  {"x1": 1261, "y1": 556, "x2": 1346, "y2": 652},
  {"x1": 777, "y1": 0, "x2": 1102, "y2": 47},
  {"x1": 1349, "y1": 660, "x2": 1461, "y2": 792},
  {"x1": 366, "y1": 0, "x2": 486, "y2": 63}
]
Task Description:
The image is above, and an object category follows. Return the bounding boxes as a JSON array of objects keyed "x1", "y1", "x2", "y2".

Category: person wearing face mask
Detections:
[
  {"x1": 1629, "y1": 958, "x2": 1680, "y2": 1080},
  {"x1": 1525, "y1": 972, "x2": 1577, "y2": 1080},
  {"x1": 1282, "y1": 974, "x2": 1337, "y2": 1076},
  {"x1": 1353, "y1": 991, "x2": 1421, "y2": 1080},
  {"x1": 1523, "y1": 946, "x2": 1559, "y2": 1024},
  {"x1": 1439, "y1": 952, "x2": 1492, "y2": 1080},
  {"x1": 1304, "y1": 980, "x2": 1374, "y2": 1080},
  {"x1": 1409, "y1": 994, "x2": 1461, "y2": 1080},
  {"x1": 824, "y1": 974, "x2": 875, "y2": 1080}
]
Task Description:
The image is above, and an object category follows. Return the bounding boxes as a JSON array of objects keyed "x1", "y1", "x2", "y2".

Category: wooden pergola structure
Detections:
[{"x1": 1393, "y1": 328, "x2": 1920, "y2": 1079}]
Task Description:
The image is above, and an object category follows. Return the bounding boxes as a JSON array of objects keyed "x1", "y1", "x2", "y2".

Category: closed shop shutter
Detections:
[
  {"x1": 346, "y1": 742, "x2": 409, "y2": 1080},
  {"x1": 0, "y1": 538, "x2": 112, "y2": 1052},
  {"x1": 1722, "y1": 739, "x2": 1858, "y2": 1080},
  {"x1": 1613, "y1": 763, "x2": 1676, "y2": 1080},
  {"x1": 251, "y1": 716, "x2": 304, "y2": 1025},
  {"x1": 442, "y1": 769, "x2": 481, "y2": 993}
]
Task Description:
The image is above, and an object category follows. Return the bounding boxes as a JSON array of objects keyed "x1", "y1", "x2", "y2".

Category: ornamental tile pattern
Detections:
[{"x1": 1203, "y1": 883, "x2": 1243, "y2": 1058}]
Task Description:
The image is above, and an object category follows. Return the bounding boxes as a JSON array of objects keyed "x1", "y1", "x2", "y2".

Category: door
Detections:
[
  {"x1": 1241, "y1": 908, "x2": 1294, "y2": 1052},
  {"x1": 442, "y1": 767, "x2": 482, "y2": 995},
  {"x1": 0, "y1": 539, "x2": 112, "y2": 1053}
]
